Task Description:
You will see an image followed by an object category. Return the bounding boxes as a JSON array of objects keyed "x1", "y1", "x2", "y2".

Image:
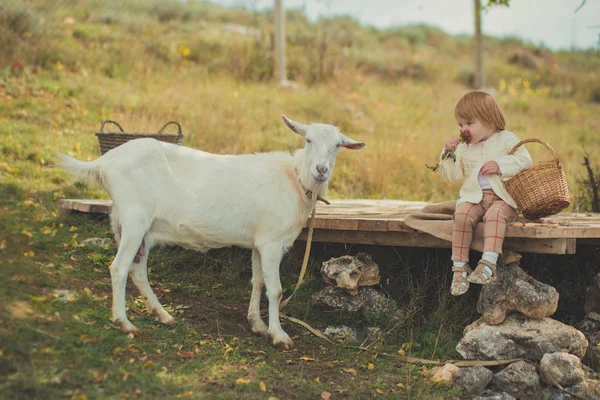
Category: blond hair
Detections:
[{"x1": 454, "y1": 91, "x2": 505, "y2": 132}]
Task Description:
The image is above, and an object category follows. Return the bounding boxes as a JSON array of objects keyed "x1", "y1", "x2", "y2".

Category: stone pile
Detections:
[
  {"x1": 441, "y1": 251, "x2": 599, "y2": 399},
  {"x1": 311, "y1": 253, "x2": 402, "y2": 343}
]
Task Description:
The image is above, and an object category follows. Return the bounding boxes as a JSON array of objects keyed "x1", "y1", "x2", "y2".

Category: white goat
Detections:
[{"x1": 60, "y1": 115, "x2": 365, "y2": 349}]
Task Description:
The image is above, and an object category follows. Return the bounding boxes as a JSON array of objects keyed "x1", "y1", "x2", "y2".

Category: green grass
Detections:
[{"x1": 1, "y1": 1, "x2": 599, "y2": 398}]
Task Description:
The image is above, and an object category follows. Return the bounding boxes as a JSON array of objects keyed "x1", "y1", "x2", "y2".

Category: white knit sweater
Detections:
[{"x1": 439, "y1": 130, "x2": 532, "y2": 209}]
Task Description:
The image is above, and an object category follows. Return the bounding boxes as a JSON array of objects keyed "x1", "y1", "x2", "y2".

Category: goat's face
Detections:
[{"x1": 282, "y1": 115, "x2": 365, "y2": 184}]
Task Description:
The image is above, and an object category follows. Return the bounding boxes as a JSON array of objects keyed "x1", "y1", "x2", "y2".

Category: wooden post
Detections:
[
  {"x1": 273, "y1": 0, "x2": 287, "y2": 85},
  {"x1": 474, "y1": 0, "x2": 484, "y2": 88}
]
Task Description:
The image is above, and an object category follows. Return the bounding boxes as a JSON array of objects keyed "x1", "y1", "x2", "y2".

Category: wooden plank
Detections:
[
  {"x1": 312, "y1": 217, "x2": 358, "y2": 230},
  {"x1": 56, "y1": 198, "x2": 600, "y2": 245},
  {"x1": 505, "y1": 224, "x2": 600, "y2": 239},
  {"x1": 297, "y1": 229, "x2": 576, "y2": 255},
  {"x1": 297, "y1": 229, "x2": 451, "y2": 248},
  {"x1": 57, "y1": 199, "x2": 112, "y2": 215},
  {"x1": 357, "y1": 219, "x2": 388, "y2": 232}
]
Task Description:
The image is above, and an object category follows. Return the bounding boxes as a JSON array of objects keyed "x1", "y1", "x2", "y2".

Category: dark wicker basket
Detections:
[
  {"x1": 95, "y1": 120, "x2": 185, "y2": 155},
  {"x1": 505, "y1": 138, "x2": 570, "y2": 220}
]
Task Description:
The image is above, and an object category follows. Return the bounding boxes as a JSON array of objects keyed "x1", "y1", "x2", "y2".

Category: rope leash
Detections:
[{"x1": 279, "y1": 193, "x2": 318, "y2": 309}]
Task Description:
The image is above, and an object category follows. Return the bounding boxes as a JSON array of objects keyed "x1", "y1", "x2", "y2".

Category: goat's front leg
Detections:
[
  {"x1": 129, "y1": 243, "x2": 174, "y2": 327},
  {"x1": 248, "y1": 248, "x2": 268, "y2": 337},
  {"x1": 258, "y1": 243, "x2": 293, "y2": 350}
]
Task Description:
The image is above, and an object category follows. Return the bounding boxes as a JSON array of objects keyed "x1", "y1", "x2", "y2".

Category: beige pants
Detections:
[{"x1": 451, "y1": 190, "x2": 517, "y2": 262}]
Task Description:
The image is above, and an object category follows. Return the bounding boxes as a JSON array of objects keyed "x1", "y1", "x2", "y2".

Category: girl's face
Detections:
[{"x1": 456, "y1": 117, "x2": 495, "y2": 144}]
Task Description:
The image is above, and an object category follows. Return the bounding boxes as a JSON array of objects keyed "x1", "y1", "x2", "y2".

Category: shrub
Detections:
[
  {"x1": 590, "y1": 84, "x2": 600, "y2": 103},
  {"x1": 0, "y1": 0, "x2": 42, "y2": 36}
]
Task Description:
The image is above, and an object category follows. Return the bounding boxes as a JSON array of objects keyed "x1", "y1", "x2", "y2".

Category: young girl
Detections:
[{"x1": 439, "y1": 91, "x2": 532, "y2": 296}]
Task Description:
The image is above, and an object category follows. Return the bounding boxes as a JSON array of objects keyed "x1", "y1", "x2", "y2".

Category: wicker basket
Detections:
[
  {"x1": 505, "y1": 138, "x2": 570, "y2": 220},
  {"x1": 95, "y1": 120, "x2": 185, "y2": 155}
]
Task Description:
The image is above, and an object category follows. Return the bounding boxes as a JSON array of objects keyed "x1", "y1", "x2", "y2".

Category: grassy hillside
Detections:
[
  {"x1": 1, "y1": 1, "x2": 599, "y2": 398},
  {"x1": 2, "y1": 0, "x2": 599, "y2": 203}
]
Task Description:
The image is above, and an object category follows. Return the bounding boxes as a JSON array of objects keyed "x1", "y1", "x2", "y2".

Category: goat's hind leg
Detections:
[
  {"x1": 248, "y1": 248, "x2": 268, "y2": 337},
  {"x1": 129, "y1": 240, "x2": 175, "y2": 327},
  {"x1": 109, "y1": 217, "x2": 149, "y2": 335}
]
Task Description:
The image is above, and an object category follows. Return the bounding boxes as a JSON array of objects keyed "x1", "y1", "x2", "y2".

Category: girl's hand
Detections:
[
  {"x1": 479, "y1": 161, "x2": 500, "y2": 176},
  {"x1": 445, "y1": 138, "x2": 460, "y2": 151}
]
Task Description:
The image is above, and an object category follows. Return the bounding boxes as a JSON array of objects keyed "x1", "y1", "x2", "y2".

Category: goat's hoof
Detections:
[
  {"x1": 113, "y1": 318, "x2": 138, "y2": 335},
  {"x1": 271, "y1": 332, "x2": 294, "y2": 350},
  {"x1": 250, "y1": 320, "x2": 269, "y2": 338},
  {"x1": 160, "y1": 315, "x2": 175, "y2": 327},
  {"x1": 273, "y1": 337, "x2": 294, "y2": 350}
]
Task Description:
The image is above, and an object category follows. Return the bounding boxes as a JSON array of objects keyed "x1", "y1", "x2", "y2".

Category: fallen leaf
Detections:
[
  {"x1": 236, "y1": 378, "x2": 251, "y2": 385},
  {"x1": 343, "y1": 368, "x2": 357, "y2": 375},
  {"x1": 11, "y1": 275, "x2": 26, "y2": 283},
  {"x1": 320, "y1": 392, "x2": 331, "y2": 400},
  {"x1": 259, "y1": 381, "x2": 267, "y2": 392}
]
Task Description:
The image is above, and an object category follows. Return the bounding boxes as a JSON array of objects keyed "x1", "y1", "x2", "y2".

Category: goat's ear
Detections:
[
  {"x1": 340, "y1": 133, "x2": 366, "y2": 150},
  {"x1": 281, "y1": 114, "x2": 309, "y2": 137}
]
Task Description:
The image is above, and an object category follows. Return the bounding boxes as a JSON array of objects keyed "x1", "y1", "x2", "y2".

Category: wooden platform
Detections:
[{"x1": 57, "y1": 199, "x2": 600, "y2": 255}]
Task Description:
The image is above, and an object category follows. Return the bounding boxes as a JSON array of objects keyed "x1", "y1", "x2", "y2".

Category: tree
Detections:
[
  {"x1": 273, "y1": 0, "x2": 287, "y2": 85},
  {"x1": 473, "y1": 0, "x2": 511, "y2": 89}
]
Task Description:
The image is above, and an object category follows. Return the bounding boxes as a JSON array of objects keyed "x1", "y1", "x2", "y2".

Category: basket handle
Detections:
[
  {"x1": 509, "y1": 138, "x2": 561, "y2": 165},
  {"x1": 99, "y1": 120, "x2": 125, "y2": 133},
  {"x1": 157, "y1": 121, "x2": 183, "y2": 135}
]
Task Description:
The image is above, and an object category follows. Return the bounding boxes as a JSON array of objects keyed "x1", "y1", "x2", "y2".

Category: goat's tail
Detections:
[{"x1": 59, "y1": 154, "x2": 105, "y2": 187}]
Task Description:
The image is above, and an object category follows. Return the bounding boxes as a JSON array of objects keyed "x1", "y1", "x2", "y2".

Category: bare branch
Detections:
[{"x1": 575, "y1": 0, "x2": 587, "y2": 13}]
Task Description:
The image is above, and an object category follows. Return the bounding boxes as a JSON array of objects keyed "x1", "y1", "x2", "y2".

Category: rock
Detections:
[
  {"x1": 311, "y1": 286, "x2": 403, "y2": 326},
  {"x1": 500, "y1": 250, "x2": 522, "y2": 266},
  {"x1": 324, "y1": 325, "x2": 357, "y2": 342},
  {"x1": 491, "y1": 361, "x2": 540, "y2": 399},
  {"x1": 457, "y1": 314, "x2": 588, "y2": 361},
  {"x1": 574, "y1": 313, "x2": 600, "y2": 366},
  {"x1": 473, "y1": 391, "x2": 516, "y2": 400},
  {"x1": 477, "y1": 263, "x2": 559, "y2": 325},
  {"x1": 80, "y1": 237, "x2": 113, "y2": 248},
  {"x1": 429, "y1": 363, "x2": 460, "y2": 383},
  {"x1": 575, "y1": 312, "x2": 600, "y2": 336},
  {"x1": 540, "y1": 352, "x2": 585, "y2": 387},
  {"x1": 321, "y1": 253, "x2": 380, "y2": 295},
  {"x1": 542, "y1": 387, "x2": 572, "y2": 400},
  {"x1": 569, "y1": 378, "x2": 600, "y2": 399},
  {"x1": 363, "y1": 327, "x2": 382, "y2": 345},
  {"x1": 584, "y1": 273, "x2": 600, "y2": 315},
  {"x1": 454, "y1": 366, "x2": 494, "y2": 396}
]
